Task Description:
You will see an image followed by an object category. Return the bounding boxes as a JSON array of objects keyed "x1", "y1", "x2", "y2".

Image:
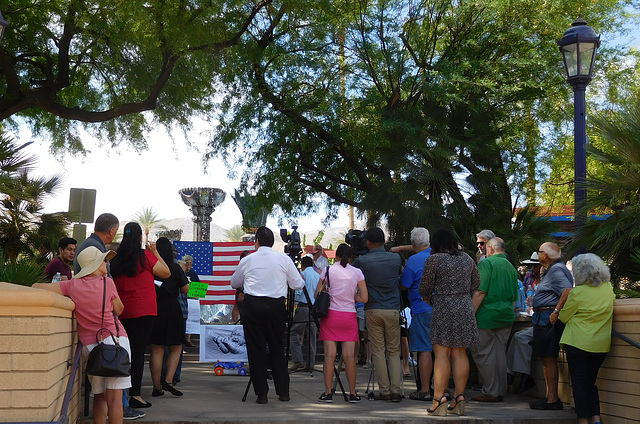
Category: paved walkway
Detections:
[{"x1": 79, "y1": 362, "x2": 577, "y2": 423}]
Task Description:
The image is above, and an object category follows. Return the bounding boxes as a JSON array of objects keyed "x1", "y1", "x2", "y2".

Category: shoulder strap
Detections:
[
  {"x1": 99, "y1": 277, "x2": 120, "y2": 342},
  {"x1": 100, "y1": 277, "x2": 106, "y2": 328},
  {"x1": 325, "y1": 266, "x2": 330, "y2": 287}
]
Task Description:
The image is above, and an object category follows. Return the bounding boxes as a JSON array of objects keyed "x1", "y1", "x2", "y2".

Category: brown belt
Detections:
[{"x1": 533, "y1": 306, "x2": 555, "y2": 312}]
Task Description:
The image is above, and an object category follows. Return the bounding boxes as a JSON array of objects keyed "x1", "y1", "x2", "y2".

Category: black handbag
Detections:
[
  {"x1": 312, "y1": 266, "x2": 331, "y2": 319},
  {"x1": 85, "y1": 277, "x2": 131, "y2": 377}
]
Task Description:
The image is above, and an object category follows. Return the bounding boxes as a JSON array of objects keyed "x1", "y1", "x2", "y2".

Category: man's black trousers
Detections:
[{"x1": 241, "y1": 294, "x2": 289, "y2": 397}]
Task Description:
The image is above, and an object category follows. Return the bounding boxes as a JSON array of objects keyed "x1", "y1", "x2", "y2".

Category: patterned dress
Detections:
[{"x1": 419, "y1": 251, "x2": 480, "y2": 348}]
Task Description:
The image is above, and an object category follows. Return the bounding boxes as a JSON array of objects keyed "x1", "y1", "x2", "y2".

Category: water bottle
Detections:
[{"x1": 52, "y1": 272, "x2": 61, "y2": 283}]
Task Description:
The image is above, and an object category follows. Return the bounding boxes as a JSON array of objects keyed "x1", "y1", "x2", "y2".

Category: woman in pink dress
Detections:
[{"x1": 315, "y1": 243, "x2": 368, "y2": 403}]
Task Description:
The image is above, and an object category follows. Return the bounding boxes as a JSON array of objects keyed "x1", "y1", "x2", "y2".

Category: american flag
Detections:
[{"x1": 174, "y1": 241, "x2": 256, "y2": 305}]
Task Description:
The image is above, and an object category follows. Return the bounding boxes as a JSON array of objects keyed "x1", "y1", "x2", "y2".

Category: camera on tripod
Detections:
[
  {"x1": 280, "y1": 225, "x2": 302, "y2": 262},
  {"x1": 345, "y1": 229, "x2": 368, "y2": 256}
]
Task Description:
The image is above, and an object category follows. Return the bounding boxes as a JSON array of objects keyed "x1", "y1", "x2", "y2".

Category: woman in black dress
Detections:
[
  {"x1": 419, "y1": 228, "x2": 480, "y2": 416},
  {"x1": 149, "y1": 237, "x2": 189, "y2": 397}
]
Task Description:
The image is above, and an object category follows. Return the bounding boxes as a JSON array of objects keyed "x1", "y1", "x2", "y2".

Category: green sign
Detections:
[{"x1": 187, "y1": 281, "x2": 209, "y2": 298}]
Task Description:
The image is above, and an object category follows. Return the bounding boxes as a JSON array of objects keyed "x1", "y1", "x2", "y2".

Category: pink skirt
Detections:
[{"x1": 319, "y1": 309, "x2": 358, "y2": 342}]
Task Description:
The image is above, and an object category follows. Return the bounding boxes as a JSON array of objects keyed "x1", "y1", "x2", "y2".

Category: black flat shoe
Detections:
[
  {"x1": 151, "y1": 388, "x2": 164, "y2": 397},
  {"x1": 129, "y1": 397, "x2": 152, "y2": 408},
  {"x1": 162, "y1": 381, "x2": 184, "y2": 396}
]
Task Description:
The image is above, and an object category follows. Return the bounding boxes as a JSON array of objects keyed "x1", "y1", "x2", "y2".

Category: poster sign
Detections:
[
  {"x1": 187, "y1": 281, "x2": 209, "y2": 298},
  {"x1": 200, "y1": 325, "x2": 248, "y2": 362},
  {"x1": 185, "y1": 299, "x2": 201, "y2": 334}
]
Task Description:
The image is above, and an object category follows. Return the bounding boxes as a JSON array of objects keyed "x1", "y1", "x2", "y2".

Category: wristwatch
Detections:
[{"x1": 552, "y1": 309, "x2": 559, "y2": 315}]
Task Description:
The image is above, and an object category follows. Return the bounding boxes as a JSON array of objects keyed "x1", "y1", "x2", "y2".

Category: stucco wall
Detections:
[
  {"x1": 0, "y1": 282, "x2": 79, "y2": 423},
  {"x1": 599, "y1": 299, "x2": 640, "y2": 424}
]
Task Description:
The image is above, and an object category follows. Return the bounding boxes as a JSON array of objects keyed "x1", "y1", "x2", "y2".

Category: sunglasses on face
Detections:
[{"x1": 476, "y1": 241, "x2": 485, "y2": 246}]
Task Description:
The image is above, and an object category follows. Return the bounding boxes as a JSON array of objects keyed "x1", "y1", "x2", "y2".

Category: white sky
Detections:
[{"x1": 20, "y1": 125, "x2": 350, "y2": 233}]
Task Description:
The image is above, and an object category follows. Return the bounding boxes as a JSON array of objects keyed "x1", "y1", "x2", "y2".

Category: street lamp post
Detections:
[{"x1": 558, "y1": 16, "x2": 600, "y2": 231}]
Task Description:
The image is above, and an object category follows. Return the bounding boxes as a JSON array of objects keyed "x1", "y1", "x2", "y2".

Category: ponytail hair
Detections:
[{"x1": 336, "y1": 243, "x2": 352, "y2": 268}]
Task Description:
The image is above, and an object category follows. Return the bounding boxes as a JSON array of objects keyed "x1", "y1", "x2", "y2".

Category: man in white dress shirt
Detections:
[{"x1": 231, "y1": 226, "x2": 304, "y2": 404}]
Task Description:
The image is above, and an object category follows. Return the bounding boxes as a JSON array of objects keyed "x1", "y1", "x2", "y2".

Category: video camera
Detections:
[
  {"x1": 280, "y1": 225, "x2": 303, "y2": 263},
  {"x1": 345, "y1": 229, "x2": 368, "y2": 256}
]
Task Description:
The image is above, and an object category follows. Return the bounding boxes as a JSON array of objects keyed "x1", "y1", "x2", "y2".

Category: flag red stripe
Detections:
[
  {"x1": 206, "y1": 290, "x2": 236, "y2": 296},
  {"x1": 211, "y1": 271, "x2": 235, "y2": 276},
  {"x1": 201, "y1": 300, "x2": 236, "y2": 305},
  {"x1": 212, "y1": 261, "x2": 240, "y2": 266},
  {"x1": 210, "y1": 251, "x2": 249, "y2": 257},
  {"x1": 201, "y1": 280, "x2": 234, "y2": 286}
]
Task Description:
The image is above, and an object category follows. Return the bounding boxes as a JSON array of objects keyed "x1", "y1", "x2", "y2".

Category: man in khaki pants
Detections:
[{"x1": 354, "y1": 227, "x2": 403, "y2": 401}]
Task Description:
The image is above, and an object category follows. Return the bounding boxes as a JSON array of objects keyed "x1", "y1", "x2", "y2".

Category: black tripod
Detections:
[{"x1": 287, "y1": 286, "x2": 318, "y2": 376}]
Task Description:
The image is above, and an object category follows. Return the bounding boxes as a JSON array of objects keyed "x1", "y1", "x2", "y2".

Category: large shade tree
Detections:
[
  {"x1": 0, "y1": 0, "x2": 271, "y2": 150},
  {"x1": 1, "y1": 1, "x2": 638, "y2": 256},
  {"x1": 207, "y1": 0, "x2": 635, "y2": 249}
]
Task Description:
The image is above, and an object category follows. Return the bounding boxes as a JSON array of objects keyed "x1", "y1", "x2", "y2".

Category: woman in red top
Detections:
[{"x1": 110, "y1": 222, "x2": 170, "y2": 409}]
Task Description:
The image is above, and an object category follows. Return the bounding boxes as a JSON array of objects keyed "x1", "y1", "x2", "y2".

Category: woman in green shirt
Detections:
[{"x1": 551, "y1": 253, "x2": 614, "y2": 424}]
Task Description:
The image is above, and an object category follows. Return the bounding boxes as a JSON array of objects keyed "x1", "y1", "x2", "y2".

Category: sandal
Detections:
[
  {"x1": 448, "y1": 394, "x2": 466, "y2": 415},
  {"x1": 427, "y1": 396, "x2": 448, "y2": 416},
  {"x1": 409, "y1": 391, "x2": 433, "y2": 401}
]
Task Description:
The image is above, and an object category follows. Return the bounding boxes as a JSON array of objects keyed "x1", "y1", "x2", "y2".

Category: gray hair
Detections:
[
  {"x1": 540, "y1": 243, "x2": 561, "y2": 260},
  {"x1": 410, "y1": 227, "x2": 430, "y2": 248},
  {"x1": 487, "y1": 237, "x2": 505, "y2": 252},
  {"x1": 572, "y1": 253, "x2": 610, "y2": 287},
  {"x1": 476, "y1": 229, "x2": 496, "y2": 241},
  {"x1": 182, "y1": 254, "x2": 194, "y2": 262}
]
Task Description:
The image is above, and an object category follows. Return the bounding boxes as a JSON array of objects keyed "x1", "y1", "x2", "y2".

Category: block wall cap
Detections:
[
  {"x1": 614, "y1": 298, "x2": 640, "y2": 320},
  {"x1": 0, "y1": 282, "x2": 75, "y2": 317}
]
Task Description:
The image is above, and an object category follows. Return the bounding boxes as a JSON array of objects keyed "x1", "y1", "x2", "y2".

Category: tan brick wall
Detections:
[
  {"x1": 600, "y1": 299, "x2": 640, "y2": 424},
  {"x1": 0, "y1": 282, "x2": 80, "y2": 423}
]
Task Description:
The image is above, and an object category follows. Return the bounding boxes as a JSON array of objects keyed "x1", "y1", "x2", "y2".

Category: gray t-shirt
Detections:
[
  {"x1": 353, "y1": 247, "x2": 402, "y2": 310},
  {"x1": 532, "y1": 261, "x2": 573, "y2": 308}
]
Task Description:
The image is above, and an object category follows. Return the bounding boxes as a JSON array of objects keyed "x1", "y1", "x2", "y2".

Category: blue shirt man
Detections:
[
  {"x1": 398, "y1": 227, "x2": 433, "y2": 400},
  {"x1": 289, "y1": 256, "x2": 320, "y2": 372}
]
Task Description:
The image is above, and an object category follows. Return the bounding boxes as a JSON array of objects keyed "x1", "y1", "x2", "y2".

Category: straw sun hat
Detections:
[{"x1": 74, "y1": 246, "x2": 117, "y2": 279}]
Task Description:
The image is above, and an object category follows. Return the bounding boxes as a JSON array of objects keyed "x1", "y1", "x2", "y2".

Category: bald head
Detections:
[
  {"x1": 486, "y1": 237, "x2": 505, "y2": 257},
  {"x1": 538, "y1": 242, "x2": 561, "y2": 266}
]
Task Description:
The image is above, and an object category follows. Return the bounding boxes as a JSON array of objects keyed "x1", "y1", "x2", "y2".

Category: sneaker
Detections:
[
  {"x1": 348, "y1": 393, "x2": 361, "y2": 403},
  {"x1": 288, "y1": 362, "x2": 306, "y2": 372},
  {"x1": 123, "y1": 407, "x2": 145, "y2": 420},
  {"x1": 318, "y1": 392, "x2": 333, "y2": 403}
]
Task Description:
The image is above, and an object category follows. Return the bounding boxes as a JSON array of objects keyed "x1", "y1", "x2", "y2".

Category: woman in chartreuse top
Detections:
[{"x1": 550, "y1": 253, "x2": 615, "y2": 424}]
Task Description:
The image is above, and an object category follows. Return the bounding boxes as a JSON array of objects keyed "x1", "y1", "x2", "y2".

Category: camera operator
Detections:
[
  {"x1": 309, "y1": 244, "x2": 329, "y2": 273},
  {"x1": 230, "y1": 227, "x2": 304, "y2": 404},
  {"x1": 353, "y1": 227, "x2": 403, "y2": 402}
]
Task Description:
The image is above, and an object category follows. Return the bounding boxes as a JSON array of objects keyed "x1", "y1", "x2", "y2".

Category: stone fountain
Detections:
[{"x1": 179, "y1": 187, "x2": 226, "y2": 242}]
